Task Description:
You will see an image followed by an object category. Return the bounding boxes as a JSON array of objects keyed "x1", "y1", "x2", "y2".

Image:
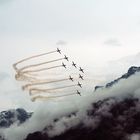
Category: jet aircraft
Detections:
[
  {"x1": 69, "y1": 76, "x2": 74, "y2": 81},
  {"x1": 72, "y1": 61, "x2": 77, "y2": 68},
  {"x1": 79, "y1": 67, "x2": 84, "y2": 73},
  {"x1": 79, "y1": 74, "x2": 84, "y2": 80},
  {"x1": 76, "y1": 90, "x2": 81, "y2": 96},
  {"x1": 62, "y1": 62, "x2": 66, "y2": 68},
  {"x1": 77, "y1": 82, "x2": 82, "y2": 88},
  {"x1": 57, "y1": 48, "x2": 61, "y2": 54},
  {"x1": 64, "y1": 55, "x2": 69, "y2": 61}
]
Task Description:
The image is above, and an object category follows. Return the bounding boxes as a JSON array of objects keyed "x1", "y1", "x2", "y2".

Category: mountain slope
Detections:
[
  {"x1": 25, "y1": 96, "x2": 140, "y2": 140},
  {"x1": 25, "y1": 66, "x2": 140, "y2": 140},
  {"x1": 1, "y1": 66, "x2": 140, "y2": 140},
  {"x1": 95, "y1": 66, "x2": 140, "y2": 91},
  {"x1": 0, "y1": 108, "x2": 32, "y2": 128}
]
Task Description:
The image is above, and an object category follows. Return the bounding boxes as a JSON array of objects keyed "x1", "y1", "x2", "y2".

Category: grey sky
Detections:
[
  {"x1": 0, "y1": 0, "x2": 140, "y2": 76},
  {"x1": 0, "y1": 2, "x2": 140, "y2": 138},
  {"x1": 103, "y1": 38, "x2": 121, "y2": 46},
  {"x1": 0, "y1": 0, "x2": 140, "y2": 68},
  {"x1": 1, "y1": 0, "x2": 140, "y2": 39}
]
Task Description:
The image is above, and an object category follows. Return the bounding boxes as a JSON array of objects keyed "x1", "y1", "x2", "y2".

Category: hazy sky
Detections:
[
  {"x1": 0, "y1": 0, "x2": 140, "y2": 108},
  {"x1": 0, "y1": 2, "x2": 140, "y2": 139},
  {"x1": 1, "y1": 0, "x2": 140, "y2": 67}
]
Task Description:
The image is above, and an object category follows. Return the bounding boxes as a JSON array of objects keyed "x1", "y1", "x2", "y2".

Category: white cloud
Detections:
[
  {"x1": 1, "y1": 71, "x2": 140, "y2": 140},
  {"x1": 129, "y1": 133, "x2": 140, "y2": 140},
  {"x1": 104, "y1": 38, "x2": 121, "y2": 46},
  {"x1": 0, "y1": 0, "x2": 140, "y2": 139}
]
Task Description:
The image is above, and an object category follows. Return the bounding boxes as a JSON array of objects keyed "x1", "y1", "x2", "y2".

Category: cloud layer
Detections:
[{"x1": 1, "y1": 71, "x2": 140, "y2": 140}]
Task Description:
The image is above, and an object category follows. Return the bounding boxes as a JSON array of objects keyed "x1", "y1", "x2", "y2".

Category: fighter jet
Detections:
[
  {"x1": 64, "y1": 55, "x2": 69, "y2": 61},
  {"x1": 62, "y1": 62, "x2": 66, "y2": 68},
  {"x1": 69, "y1": 76, "x2": 74, "y2": 81},
  {"x1": 79, "y1": 74, "x2": 84, "y2": 80},
  {"x1": 57, "y1": 48, "x2": 61, "y2": 54},
  {"x1": 76, "y1": 90, "x2": 81, "y2": 96},
  {"x1": 77, "y1": 82, "x2": 82, "y2": 88},
  {"x1": 79, "y1": 67, "x2": 84, "y2": 73},
  {"x1": 72, "y1": 61, "x2": 77, "y2": 68}
]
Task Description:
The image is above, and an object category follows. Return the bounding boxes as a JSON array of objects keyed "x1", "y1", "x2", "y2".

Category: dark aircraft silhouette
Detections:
[
  {"x1": 79, "y1": 67, "x2": 84, "y2": 73},
  {"x1": 69, "y1": 76, "x2": 74, "y2": 81},
  {"x1": 79, "y1": 74, "x2": 84, "y2": 80},
  {"x1": 76, "y1": 90, "x2": 81, "y2": 96},
  {"x1": 62, "y1": 62, "x2": 66, "y2": 68},
  {"x1": 72, "y1": 61, "x2": 77, "y2": 68},
  {"x1": 57, "y1": 48, "x2": 61, "y2": 54},
  {"x1": 64, "y1": 55, "x2": 69, "y2": 61},
  {"x1": 77, "y1": 82, "x2": 82, "y2": 88}
]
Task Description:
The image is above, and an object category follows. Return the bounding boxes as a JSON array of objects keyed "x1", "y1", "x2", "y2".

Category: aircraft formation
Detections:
[{"x1": 13, "y1": 48, "x2": 85, "y2": 102}]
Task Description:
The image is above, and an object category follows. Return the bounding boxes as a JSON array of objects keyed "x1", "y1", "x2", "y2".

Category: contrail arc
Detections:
[
  {"x1": 22, "y1": 78, "x2": 69, "y2": 90},
  {"x1": 30, "y1": 84, "x2": 78, "y2": 95},
  {"x1": 13, "y1": 50, "x2": 57, "y2": 71},
  {"x1": 22, "y1": 65, "x2": 63, "y2": 73},
  {"x1": 19, "y1": 57, "x2": 65, "y2": 72},
  {"x1": 31, "y1": 93, "x2": 76, "y2": 102},
  {"x1": 13, "y1": 48, "x2": 84, "y2": 101}
]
